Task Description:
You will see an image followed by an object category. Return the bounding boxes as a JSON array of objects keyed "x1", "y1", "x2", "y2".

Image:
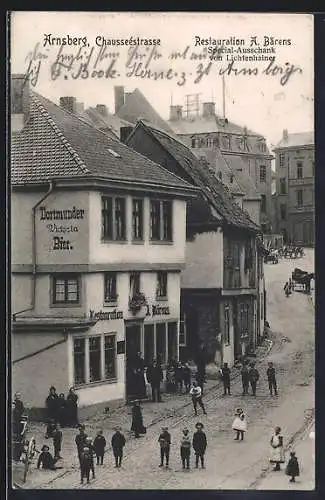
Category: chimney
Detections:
[
  {"x1": 96, "y1": 104, "x2": 108, "y2": 116},
  {"x1": 202, "y1": 102, "x2": 215, "y2": 117},
  {"x1": 169, "y1": 105, "x2": 183, "y2": 121},
  {"x1": 75, "y1": 101, "x2": 84, "y2": 113},
  {"x1": 11, "y1": 74, "x2": 30, "y2": 132},
  {"x1": 114, "y1": 86, "x2": 125, "y2": 114},
  {"x1": 60, "y1": 96, "x2": 77, "y2": 114},
  {"x1": 283, "y1": 129, "x2": 288, "y2": 141},
  {"x1": 120, "y1": 126, "x2": 134, "y2": 143}
]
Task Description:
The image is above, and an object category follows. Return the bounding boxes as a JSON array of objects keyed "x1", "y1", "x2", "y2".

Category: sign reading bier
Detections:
[{"x1": 39, "y1": 205, "x2": 85, "y2": 251}]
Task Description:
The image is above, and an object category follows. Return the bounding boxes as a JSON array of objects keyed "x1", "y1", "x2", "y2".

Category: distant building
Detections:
[
  {"x1": 167, "y1": 102, "x2": 273, "y2": 232},
  {"x1": 273, "y1": 129, "x2": 315, "y2": 246}
]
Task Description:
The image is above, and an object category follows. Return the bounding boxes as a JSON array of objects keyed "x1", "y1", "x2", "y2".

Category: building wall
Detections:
[
  {"x1": 243, "y1": 199, "x2": 260, "y2": 226},
  {"x1": 181, "y1": 230, "x2": 223, "y2": 289}
]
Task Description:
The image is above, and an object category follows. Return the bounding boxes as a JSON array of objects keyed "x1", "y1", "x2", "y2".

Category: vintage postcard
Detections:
[{"x1": 10, "y1": 11, "x2": 315, "y2": 490}]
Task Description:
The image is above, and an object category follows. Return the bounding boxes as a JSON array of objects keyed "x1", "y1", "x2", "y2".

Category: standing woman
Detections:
[
  {"x1": 46, "y1": 386, "x2": 59, "y2": 423},
  {"x1": 131, "y1": 400, "x2": 145, "y2": 438},
  {"x1": 66, "y1": 387, "x2": 79, "y2": 427},
  {"x1": 269, "y1": 426, "x2": 285, "y2": 471},
  {"x1": 232, "y1": 408, "x2": 247, "y2": 441}
]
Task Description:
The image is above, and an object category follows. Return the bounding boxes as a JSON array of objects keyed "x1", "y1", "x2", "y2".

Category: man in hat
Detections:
[
  {"x1": 75, "y1": 425, "x2": 88, "y2": 466},
  {"x1": 221, "y1": 362, "x2": 231, "y2": 396},
  {"x1": 111, "y1": 426, "x2": 126, "y2": 468},
  {"x1": 248, "y1": 362, "x2": 260, "y2": 397},
  {"x1": 180, "y1": 428, "x2": 191, "y2": 470},
  {"x1": 158, "y1": 426, "x2": 171, "y2": 468},
  {"x1": 266, "y1": 362, "x2": 278, "y2": 396},
  {"x1": 189, "y1": 381, "x2": 207, "y2": 416},
  {"x1": 192, "y1": 423, "x2": 207, "y2": 469},
  {"x1": 37, "y1": 445, "x2": 63, "y2": 470}
]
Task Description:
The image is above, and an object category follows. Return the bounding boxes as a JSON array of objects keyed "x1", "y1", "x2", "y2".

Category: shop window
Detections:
[
  {"x1": 73, "y1": 338, "x2": 85, "y2": 385},
  {"x1": 279, "y1": 153, "x2": 285, "y2": 167},
  {"x1": 144, "y1": 324, "x2": 155, "y2": 365},
  {"x1": 156, "y1": 323, "x2": 167, "y2": 365},
  {"x1": 224, "y1": 305, "x2": 230, "y2": 345},
  {"x1": 104, "y1": 335, "x2": 116, "y2": 379},
  {"x1": 297, "y1": 162, "x2": 303, "y2": 179},
  {"x1": 260, "y1": 165, "x2": 266, "y2": 183},
  {"x1": 168, "y1": 322, "x2": 178, "y2": 362},
  {"x1": 179, "y1": 313, "x2": 187, "y2": 346},
  {"x1": 101, "y1": 196, "x2": 126, "y2": 241},
  {"x1": 89, "y1": 336, "x2": 101, "y2": 383},
  {"x1": 132, "y1": 199, "x2": 144, "y2": 241},
  {"x1": 52, "y1": 274, "x2": 80, "y2": 305},
  {"x1": 297, "y1": 189, "x2": 303, "y2": 207},
  {"x1": 150, "y1": 200, "x2": 173, "y2": 242},
  {"x1": 104, "y1": 272, "x2": 117, "y2": 303},
  {"x1": 156, "y1": 271, "x2": 168, "y2": 299},
  {"x1": 73, "y1": 334, "x2": 116, "y2": 386},
  {"x1": 279, "y1": 178, "x2": 286, "y2": 194}
]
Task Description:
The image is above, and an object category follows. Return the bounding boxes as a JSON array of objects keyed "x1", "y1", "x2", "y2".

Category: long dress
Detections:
[
  {"x1": 232, "y1": 414, "x2": 247, "y2": 432},
  {"x1": 131, "y1": 406, "x2": 144, "y2": 435},
  {"x1": 269, "y1": 433, "x2": 285, "y2": 463},
  {"x1": 66, "y1": 393, "x2": 79, "y2": 427}
]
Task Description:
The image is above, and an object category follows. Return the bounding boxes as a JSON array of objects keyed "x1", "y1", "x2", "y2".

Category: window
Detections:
[
  {"x1": 101, "y1": 196, "x2": 126, "y2": 241},
  {"x1": 280, "y1": 204, "x2": 286, "y2": 221},
  {"x1": 280, "y1": 178, "x2": 286, "y2": 194},
  {"x1": 132, "y1": 199, "x2": 143, "y2": 240},
  {"x1": 150, "y1": 200, "x2": 173, "y2": 242},
  {"x1": 52, "y1": 274, "x2": 80, "y2": 305},
  {"x1": 168, "y1": 322, "x2": 178, "y2": 362},
  {"x1": 231, "y1": 242, "x2": 240, "y2": 268},
  {"x1": 239, "y1": 303, "x2": 249, "y2": 337},
  {"x1": 279, "y1": 153, "x2": 285, "y2": 167},
  {"x1": 261, "y1": 195, "x2": 266, "y2": 213},
  {"x1": 206, "y1": 136, "x2": 213, "y2": 148},
  {"x1": 129, "y1": 272, "x2": 141, "y2": 297},
  {"x1": 156, "y1": 323, "x2": 167, "y2": 365},
  {"x1": 73, "y1": 334, "x2": 116, "y2": 386},
  {"x1": 297, "y1": 162, "x2": 303, "y2": 179},
  {"x1": 104, "y1": 272, "x2": 117, "y2": 303},
  {"x1": 224, "y1": 304, "x2": 230, "y2": 345},
  {"x1": 260, "y1": 165, "x2": 266, "y2": 183},
  {"x1": 156, "y1": 271, "x2": 168, "y2": 299},
  {"x1": 259, "y1": 141, "x2": 266, "y2": 152},
  {"x1": 179, "y1": 313, "x2": 187, "y2": 346},
  {"x1": 297, "y1": 189, "x2": 303, "y2": 207}
]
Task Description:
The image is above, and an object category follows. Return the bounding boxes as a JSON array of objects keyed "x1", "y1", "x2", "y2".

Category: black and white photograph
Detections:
[{"x1": 9, "y1": 11, "x2": 315, "y2": 490}]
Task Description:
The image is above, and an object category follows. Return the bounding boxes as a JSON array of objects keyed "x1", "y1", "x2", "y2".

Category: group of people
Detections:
[
  {"x1": 165, "y1": 360, "x2": 192, "y2": 394},
  {"x1": 45, "y1": 386, "x2": 79, "y2": 428},
  {"x1": 219, "y1": 361, "x2": 278, "y2": 398}
]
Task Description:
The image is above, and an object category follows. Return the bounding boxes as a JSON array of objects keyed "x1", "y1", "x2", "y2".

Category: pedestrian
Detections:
[
  {"x1": 284, "y1": 281, "x2": 290, "y2": 297},
  {"x1": 192, "y1": 422, "x2": 207, "y2": 469},
  {"x1": 241, "y1": 361, "x2": 250, "y2": 395},
  {"x1": 166, "y1": 364, "x2": 176, "y2": 393},
  {"x1": 12, "y1": 392, "x2": 25, "y2": 436},
  {"x1": 45, "y1": 386, "x2": 59, "y2": 423},
  {"x1": 221, "y1": 362, "x2": 231, "y2": 395},
  {"x1": 66, "y1": 387, "x2": 79, "y2": 427},
  {"x1": 57, "y1": 393, "x2": 67, "y2": 427},
  {"x1": 175, "y1": 362, "x2": 184, "y2": 392},
  {"x1": 37, "y1": 445, "x2": 63, "y2": 470},
  {"x1": 269, "y1": 426, "x2": 285, "y2": 471},
  {"x1": 75, "y1": 425, "x2": 88, "y2": 465},
  {"x1": 45, "y1": 419, "x2": 56, "y2": 439},
  {"x1": 80, "y1": 446, "x2": 91, "y2": 485},
  {"x1": 286, "y1": 451, "x2": 300, "y2": 483},
  {"x1": 111, "y1": 426, "x2": 126, "y2": 468},
  {"x1": 158, "y1": 426, "x2": 171, "y2": 468},
  {"x1": 189, "y1": 381, "x2": 207, "y2": 416},
  {"x1": 93, "y1": 429, "x2": 106, "y2": 466},
  {"x1": 131, "y1": 400, "x2": 145, "y2": 438},
  {"x1": 146, "y1": 359, "x2": 163, "y2": 402},
  {"x1": 267, "y1": 362, "x2": 278, "y2": 396},
  {"x1": 134, "y1": 352, "x2": 147, "y2": 399},
  {"x1": 183, "y1": 362, "x2": 192, "y2": 393},
  {"x1": 289, "y1": 277, "x2": 294, "y2": 292},
  {"x1": 85, "y1": 437, "x2": 96, "y2": 479},
  {"x1": 248, "y1": 363, "x2": 260, "y2": 396},
  {"x1": 52, "y1": 423, "x2": 63, "y2": 460},
  {"x1": 232, "y1": 408, "x2": 247, "y2": 441},
  {"x1": 180, "y1": 428, "x2": 191, "y2": 470}
]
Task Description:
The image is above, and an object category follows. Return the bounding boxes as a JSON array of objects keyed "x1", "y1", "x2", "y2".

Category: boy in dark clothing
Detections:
[
  {"x1": 85, "y1": 437, "x2": 96, "y2": 478},
  {"x1": 52, "y1": 423, "x2": 63, "y2": 460},
  {"x1": 248, "y1": 363, "x2": 260, "y2": 396},
  {"x1": 183, "y1": 363, "x2": 192, "y2": 393},
  {"x1": 286, "y1": 451, "x2": 300, "y2": 483},
  {"x1": 37, "y1": 445, "x2": 63, "y2": 470},
  {"x1": 241, "y1": 362, "x2": 250, "y2": 395},
  {"x1": 111, "y1": 427, "x2": 126, "y2": 467},
  {"x1": 193, "y1": 422, "x2": 207, "y2": 469},
  {"x1": 180, "y1": 428, "x2": 191, "y2": 469},
  {"x1": 80, "y1": 447, "x2": 91, "y2": 484},
  {"x1": 266, "y1": 362, "x2": 278, "y2": 396},
  {"x1": 221, "y1": 363, "x2": 231, "y2": 395},
  {"x1": 158, "y1": 426, "x2": 171, "y2": 468},
  {"x1": 75, "y1": 426, "x2": 88, "y2": 465},
  {"x1": 93, "y1": 429, "x2": 106, "y2": 465}
]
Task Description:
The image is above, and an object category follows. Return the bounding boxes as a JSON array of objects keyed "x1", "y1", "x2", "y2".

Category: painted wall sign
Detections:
[
  {"x1": 146, "y1": 304, "x2": 170, "y2": 316},
  {"x1": 39, "y1": 205, "x2": 86, "y2": 252},
  {"x1": 89, "y1": 309, "x2": 124, "y2": 320}
]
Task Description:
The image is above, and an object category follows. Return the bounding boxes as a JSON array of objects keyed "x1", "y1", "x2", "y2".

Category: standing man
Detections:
[
  {"x1": 221, "y1": 362, "x2": 231, "y2": 396},
  {"x1": 241, "y1": 361, "x2": 250, "y2": 396},
  {"x1": 12, "y1": 392, "x2": 25, "y2": 436},
  {"x1": 189, "y1": 381, "x2": 207, "y2": 416},
  {"x1": 75, "y1": 425, "x2": 88, "y2": 466},
  {"x1": 52, "y1": 423, "x2": 63, "y2": 460},
  {"x1": 192, "y1": 422, "x2": 207, "y2": 469},
  {"x1": 158, "y1": 426, "x2": 171, "y2": 469},
  {"x1": 266, "y1": 362, "x2": 278, "y2": 396},
  {"x1": 146, "y1": 359, "x2": 163, "y2": 403},
  {"x1": 134, "y1": 352, "x2": 147, "y2": 399},
  {"x1": 248, "y1": 362, "x2": 260, "y2": 396},
  {"x1": 111, "y1": 426, "x2": 126, "y2": 468}
]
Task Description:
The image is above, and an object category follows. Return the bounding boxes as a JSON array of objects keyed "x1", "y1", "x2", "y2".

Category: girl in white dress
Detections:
[
  {"x1": 232, "y1": 408, "x2": 247, "y2": 441},
  {"x1": 269, "y1": 426, "x2": 285, "y2": 471}
]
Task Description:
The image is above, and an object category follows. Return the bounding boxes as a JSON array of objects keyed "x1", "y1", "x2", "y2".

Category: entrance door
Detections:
[{"x1": 125, "y1": 324, "x2": 141, "y2": 400}]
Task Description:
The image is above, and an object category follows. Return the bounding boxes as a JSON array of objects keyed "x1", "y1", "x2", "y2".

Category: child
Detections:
[
  {"x1": 286, "y1": 451, "x2": 300, "y2": 483},
  {"x1": 93, "y1": 429, "x2": 106, "y2": 465},
  {"x1": 52, "y1": 423, "x2": 63, "y2": 459},
  {"x1": 158, "y1": 426, "x2": 171, "y2": 468},
  {"x1": 232, "y1": 408, "x2": 247, "y2": 441},
  {"x1": 189, "y1": 381, "x2": 207, "y2": 416},
  {"x1": 183, "y1": 363, "x2": 192, "y2": 393},
  {"x1": 45, "y1": 419, "x2": 56, "y2": 439},
  {"x1": 180, "y1": 428, "x2": 191, "y2": 470},
  {"x1": 111, "y1": 426, "x2": 126, "y2": 468},
  {"x1": 80, "y1": 446, "x2": 91, "y2": 484},
  {"x1": 37, "y1": 444, "x2": 63, "y2": 470},
  {"x1": 192, "y1": 422, "x2": 207, "y2": 469},
  {"x1": 85, "y1": 437, "x2": 95, "y2": 479}
]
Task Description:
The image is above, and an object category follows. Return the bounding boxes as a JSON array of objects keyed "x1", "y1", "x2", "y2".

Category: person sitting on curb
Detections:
[{"x1": 37, "y1": 445, "x2": 63, "y2": 470}]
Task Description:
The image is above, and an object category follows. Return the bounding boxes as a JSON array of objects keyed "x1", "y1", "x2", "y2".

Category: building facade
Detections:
[
  {"x1": 11, "y1": 76, "x2": 196, "y2": 412},
  {"x1": 274, "y1": 130, "x2": 315, "y2": 246}
]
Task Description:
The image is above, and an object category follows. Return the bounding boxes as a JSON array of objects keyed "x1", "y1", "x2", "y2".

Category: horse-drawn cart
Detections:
[{"x1": 291, "y1": 268, "x2": 314, "y2": 293}]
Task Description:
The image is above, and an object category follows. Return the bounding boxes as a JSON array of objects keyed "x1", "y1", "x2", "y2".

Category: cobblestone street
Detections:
[{"x1": 13, "y1": 251, "x2": 315, "y2": 490}]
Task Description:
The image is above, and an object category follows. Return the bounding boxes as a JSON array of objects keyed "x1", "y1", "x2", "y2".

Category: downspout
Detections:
[{"x1": 13, "y1": 181, "x2": 55, "y2": 320}]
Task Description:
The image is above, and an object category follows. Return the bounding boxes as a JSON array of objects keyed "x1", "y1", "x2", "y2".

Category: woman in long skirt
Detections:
[
  {"x1": 269, "y1": 426, "x2": 285, "y2": 471},
  {"x1": 131, "y1": 400, "x2": 145, "y2": 438},
  {"x1": 66, "y1": 387, "x2": 79, "y2": 427},
  {"x1": 232, "y1": 408, "x2": 247, "y2": 441}
]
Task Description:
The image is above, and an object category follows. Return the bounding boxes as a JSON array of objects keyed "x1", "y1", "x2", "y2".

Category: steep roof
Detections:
[
  {"x1": 79, "y1": 107, "x2": 132, "y2": 139},
  {"x1": 274, "y1": 131, "x2": 314, "y2": 149},
  {"x1": 222, "y1": 155, "x2": 261, "y2": 200},
  {"x1": 11, "y1": 91, "x2": 195, "y2": 193},
  {"x1": 116, "y1": 88, "x2": 174, "y2": 134},
  {"x1": 130, "y1": 121, "x2": 259, "y2": 232}
]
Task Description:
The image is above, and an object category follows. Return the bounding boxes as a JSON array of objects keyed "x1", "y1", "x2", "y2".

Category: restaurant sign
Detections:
[{"x1": 89, "y1": 309, "x2": 124, "y2": 321}]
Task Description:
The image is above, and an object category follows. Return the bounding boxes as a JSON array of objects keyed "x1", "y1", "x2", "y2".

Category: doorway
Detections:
[{"x1": 125, "y1": 324, "x2": 141, "y2": 400}]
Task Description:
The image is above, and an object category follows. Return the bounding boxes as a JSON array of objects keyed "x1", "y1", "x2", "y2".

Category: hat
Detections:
[
  {"x1": 195, "y1": 422, "x2": 204, "y2": 429},
  {"x1": 183, "y1": 428, "x2": 189, "y2": 434},
  {"x1": 78, "y1": 424, "x2": 85, "y2": 430},
  {"x1": 41, "y1": 445, "x2": 50, "y2": 452},
  {"x1": 235, "y1": 408, "x2": 243, "y2": 415},
  {"x1": 290, "y1": 451, "x2": 296, "y2": 457},
  {"x1": 162, "y1": 426, "x2": 168, "y2": 431}
]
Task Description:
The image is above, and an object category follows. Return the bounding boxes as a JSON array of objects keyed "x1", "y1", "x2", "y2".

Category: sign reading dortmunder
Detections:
[{"x1": 39, "y1": 205, "x2": 85, "y2": 251}]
